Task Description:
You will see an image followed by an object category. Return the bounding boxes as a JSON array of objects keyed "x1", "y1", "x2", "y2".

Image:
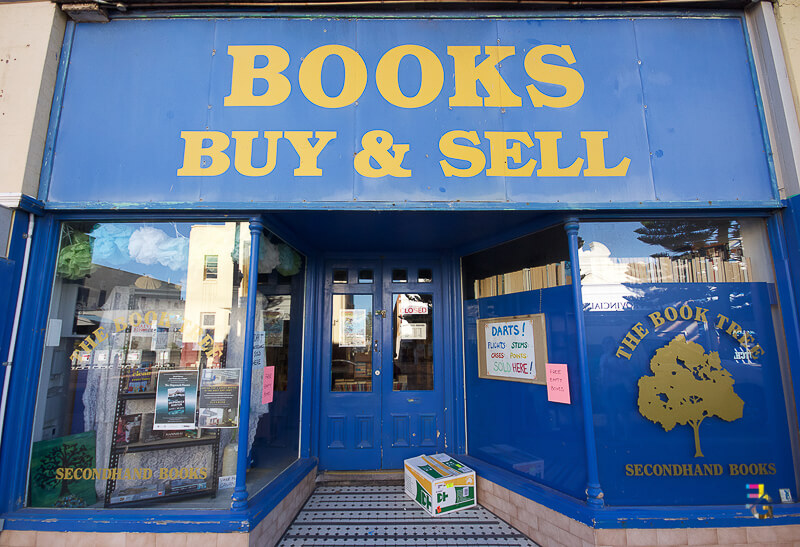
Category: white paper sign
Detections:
[
  {"x1": 339, "y1": 309, "x2": 367, "y2": 347},
  {"x1": 400, "y1": 322, "x2": 427, "y2": 340},
  {"x1": 400, "y1": 301, "x2": 428, "y2": 315},
  {"x1": 253, "y1": 331, "x2": 266, "y2": 368},
  {"x1": 484, "y1": 320, "x2": 536, "y2": 381}
]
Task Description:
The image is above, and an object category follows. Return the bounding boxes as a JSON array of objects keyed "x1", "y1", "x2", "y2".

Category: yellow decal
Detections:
[
  {"x1": 177, "y1": 42, "x2": 634, "y2": 181},
  {"x1": 638, "y1": 334, "x2": 744, "y2": 458}
]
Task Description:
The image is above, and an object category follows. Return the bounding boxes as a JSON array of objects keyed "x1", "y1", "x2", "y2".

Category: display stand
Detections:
[{"x1": 104, "y1": 367, "x2": 220, "y2": 507}]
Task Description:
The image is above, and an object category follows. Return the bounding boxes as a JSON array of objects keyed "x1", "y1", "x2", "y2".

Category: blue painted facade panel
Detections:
[
  {"x1": 634, "y1": 18, "x2": 774, "y2": 202},
  {"x1": 46, "y1": 15, "x2": 775, "y2": 208},
  {"x1": 783, "y1": 195, "x2": 800, "y2": 317},
  {"x1": 585, "y1": 283, "x2": 795, "y2": 506},
  {"x1": 499, "y1": 18, "x2": 655, "y2": 204},
  {"x1": 50, "y1": 19, "x2": 218, "y2": 203},
  {"x1": 464, "y1": 286, "x2": 588, "y2": 499}
]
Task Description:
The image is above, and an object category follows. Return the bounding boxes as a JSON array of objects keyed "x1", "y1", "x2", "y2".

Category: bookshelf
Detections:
[{"x1": 473, "y1": 261, "x2": 572, "y2": 298}]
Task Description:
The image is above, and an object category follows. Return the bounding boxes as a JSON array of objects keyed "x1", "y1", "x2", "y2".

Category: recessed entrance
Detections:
[{"x1": 318, "y1": 259, "x2": 445, "y2": 470}]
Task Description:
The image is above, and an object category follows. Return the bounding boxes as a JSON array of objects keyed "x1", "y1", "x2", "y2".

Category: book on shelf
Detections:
[
  {"x1": 473, "y1": 261, "x2": 572, "y2": 298},
  {"x1": 115, "y1": 414, "x2": 142, "y2": 446},
  {"x1": 473, "y1": 255, "x2": 755, "y2": 298},
  {"x1": 140, "y1": 412, "x2": 162, "y2": 443},
  {"x1": 121, "y1": 367, "x2": 155, "y2": 394}
]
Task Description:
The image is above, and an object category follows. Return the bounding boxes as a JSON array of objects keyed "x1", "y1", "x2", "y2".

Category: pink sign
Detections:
[
  {"x1": 546, "y1": 363, "x2": 571, "y2": 404},
  {"x1": 262, "y1": 366, "x2": 275, "y2": 404}
]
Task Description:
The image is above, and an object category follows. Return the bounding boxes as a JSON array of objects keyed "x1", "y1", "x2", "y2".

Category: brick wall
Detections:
[{"x1": 476, "y1": 475, "x2": 800, "y2": 547}]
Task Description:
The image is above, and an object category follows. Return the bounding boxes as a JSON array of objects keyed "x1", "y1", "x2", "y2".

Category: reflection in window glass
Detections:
[
  {"x1": 580, "y1": 219, "x2": 796, "y2": 506},
  {"x1": 358, "y1": 270, "x2": 373, "y2": 284},
  {"x1": 203, "y1": 255, "x2": 218, "y2": 280},
  {"x1": 392, "y1": 269, "x2": 408, "y2": 283},
  {"x1": 393, "y1": 294, "x2": 433, "y2": 391},
  {"x1": 579, "y1": 219, "x2": 764, "y2": 285},
  {"x1": 418, "y1": 269, "x2": 433, "y2": 283},
  {"x1": 29, "y1": 221, "x2": 305, "y2": 510},
  {"x1": 331, "y1": 294, "x2": 372, "y2": 392},
  {"x1": 333, "y1": 269, "x2": 348, "y2": 284},
  {"x1": 249, "y1": 234, "x2": 305, "y2": 492}
]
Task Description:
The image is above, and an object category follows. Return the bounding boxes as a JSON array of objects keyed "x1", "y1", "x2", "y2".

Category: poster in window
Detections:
[
  {"x1": 29, "y1": 431, "x2": 97, "y2": 508},
  {"x1": 339, "y1": 309, "x2": 367, "y2": 347},
  {"x1": 198, "y1": 369, "x2": 240, "y2": 428},
  {"x1": 265, "y1": 312, "x2": 284, "y2": 347},
  {"x1": 154, "y1": 369, "x2": 198, "y2": 430}
]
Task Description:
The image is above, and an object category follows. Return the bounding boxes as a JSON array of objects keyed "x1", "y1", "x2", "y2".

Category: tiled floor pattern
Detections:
[{"x1": 277, "y1": 485, "x2": 538, "y2": 546}]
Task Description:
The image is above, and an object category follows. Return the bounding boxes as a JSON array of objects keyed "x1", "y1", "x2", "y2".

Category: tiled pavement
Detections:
[{"x1": 277, "y1": 485, "x2": 538, "y2": 546}]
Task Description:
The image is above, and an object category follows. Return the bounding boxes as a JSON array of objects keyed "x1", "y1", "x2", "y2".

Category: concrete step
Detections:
[{"x1": 316, "y1": 470, "x2": 405, "y2": 486}]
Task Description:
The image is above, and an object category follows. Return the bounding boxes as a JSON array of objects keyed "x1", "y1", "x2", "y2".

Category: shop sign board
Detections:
[{"x1": 47, "y1": 16, "x2": 774, "y2": 208}]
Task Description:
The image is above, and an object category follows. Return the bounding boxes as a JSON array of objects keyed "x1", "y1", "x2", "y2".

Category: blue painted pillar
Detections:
[
  {"x1": 565, "y1": 218, "x2": 604, "y2": 508},
  {"x1": 231, "y1": 217, "x2": 265, "y2": 510},
  {"x1": 767, "y1": 213, "x2": 800, "y2": 428}
]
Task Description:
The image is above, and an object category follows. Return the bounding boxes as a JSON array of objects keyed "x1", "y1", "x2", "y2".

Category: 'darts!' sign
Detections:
[
  {"x1": 485, "y1": 320, "x2": 537, "y2": 381},
  {"x1": 48, "y1": 17, "x2": 773, "y2": 206}
]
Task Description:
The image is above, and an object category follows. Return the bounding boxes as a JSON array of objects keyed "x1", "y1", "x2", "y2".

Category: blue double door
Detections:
[{"x1": 319, "y1": 259, "x2": 445, "y2": 470}]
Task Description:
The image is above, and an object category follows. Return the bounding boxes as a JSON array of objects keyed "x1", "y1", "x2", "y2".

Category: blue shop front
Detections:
[{"x1": 2, "y1": 8, "x2": 800, "y2": 544}]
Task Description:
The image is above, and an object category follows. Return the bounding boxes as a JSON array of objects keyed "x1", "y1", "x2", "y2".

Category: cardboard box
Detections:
[{"x1": 404, "y1": 453, "x2": 476, "y2": 516}]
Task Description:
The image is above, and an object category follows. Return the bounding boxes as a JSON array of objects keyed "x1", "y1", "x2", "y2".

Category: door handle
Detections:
[
  {"x1": 375, "y1": 310, "x2": 386, "y2": 318},
  {"x1": 373, "y1": 339, "x2": 379, "y2": 352}
]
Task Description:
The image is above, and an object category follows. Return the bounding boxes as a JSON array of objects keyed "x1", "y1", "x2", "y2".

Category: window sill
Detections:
[{"x1": 1, "y1": 458, "x2": 316, "y2": 533}]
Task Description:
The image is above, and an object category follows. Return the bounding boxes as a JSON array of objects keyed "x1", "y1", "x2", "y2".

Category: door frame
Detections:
[{"x1": 312, "y1": 252, "x2": 455, "y2": 470}]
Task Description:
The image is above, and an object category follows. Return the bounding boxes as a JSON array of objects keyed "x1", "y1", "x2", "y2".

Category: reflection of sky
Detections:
[
  {"x1": 579, "y1": 222, "x2": 656, "y2": 258},
  {"x1": 88, "y1": 222, "x2": 207, "y2": 287}
]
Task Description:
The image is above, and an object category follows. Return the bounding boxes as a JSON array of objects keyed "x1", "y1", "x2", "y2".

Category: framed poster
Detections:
[{"x1": 477, "y1": 313, "x2": 548, "y2": 385}]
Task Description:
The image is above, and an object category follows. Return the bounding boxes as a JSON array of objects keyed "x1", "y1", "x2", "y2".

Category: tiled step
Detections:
[{"x1": 278, "y1": 485, "x2": 539, "y2": 546}]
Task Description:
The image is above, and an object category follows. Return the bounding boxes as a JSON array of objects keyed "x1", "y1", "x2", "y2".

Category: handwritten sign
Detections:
[
  {"x1": 262, "y1": 366, "x2": 275, "y2": 404},
  {"x1": 484, "y1": 320, "x2": 536, "y2": 381},
  {"x1": 253, "y1": 331, "x2": 266, "y2": 368},
  {"x1": 546, "y1": 363, "x2": 571, "y2": 404}
]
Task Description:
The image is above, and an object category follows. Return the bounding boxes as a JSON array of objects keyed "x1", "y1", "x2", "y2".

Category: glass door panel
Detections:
[
  {"x1": 392, "y1": 293, "x2": 433, "y2": 391},
  {"x1": 331, "y1": 294, "x2": 373, "y2": 392}
]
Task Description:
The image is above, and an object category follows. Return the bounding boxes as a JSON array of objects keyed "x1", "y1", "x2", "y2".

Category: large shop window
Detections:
[
  {"x1": 581, "y1": 219, "x2": 797, "y2": 506},
  {"x1": 28, "y1": 221, "x2": 305, "y2": 509},
  {"x1": 462, "y1": 225, "x2": 589, "y2": 500}
]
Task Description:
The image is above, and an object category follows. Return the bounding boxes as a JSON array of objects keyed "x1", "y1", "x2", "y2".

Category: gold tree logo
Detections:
[{"x1": 637, "y1": 334, "x2": 744, "y2": 457}]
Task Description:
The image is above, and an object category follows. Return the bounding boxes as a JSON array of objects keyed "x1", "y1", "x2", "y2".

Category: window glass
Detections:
[
  {"x1": 392, "y1": 294, "x2": 433, "y2": 391},
  {"x1": 462, "y1": 224, "x2": 587, "y2": 499},
  {"x1": 580, "y1": 219, "x2": 796, "y2": 506},
  {"x1": 203, "y1": 255, "x2": 218, "y2": 280},
  {"x1": 358, "y1": 269, "x2": 373, "y2": 284},
  {"x1": 333, "y1": 269, "x2": 348, "y2": 284},
  {"x1": 330, "y1": 294, "x2": 373, "y2": 392},
  {"x1": 462, "y1": 224, "x2": 571, "y2": 300},
  {"x1": 29, "y1": 221, "x2": 305, "y2": 509},
  {"x1": 392, "y1": 269, "x2": 407, "y2": 283},
  {"x1": 417, "y1": 269, "x2": 433, "y2": 283},
  {"x1": 248, "y1": 231, "x2": 305, "y2": 493}
]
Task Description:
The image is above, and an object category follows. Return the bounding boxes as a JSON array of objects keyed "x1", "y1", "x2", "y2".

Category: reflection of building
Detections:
[
  {"x1": 182, "y1": 223, "x2": 249, "y2": 368},
  {"x1": 34, "y1": 265, "x2": 183, "y2": 444}
]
